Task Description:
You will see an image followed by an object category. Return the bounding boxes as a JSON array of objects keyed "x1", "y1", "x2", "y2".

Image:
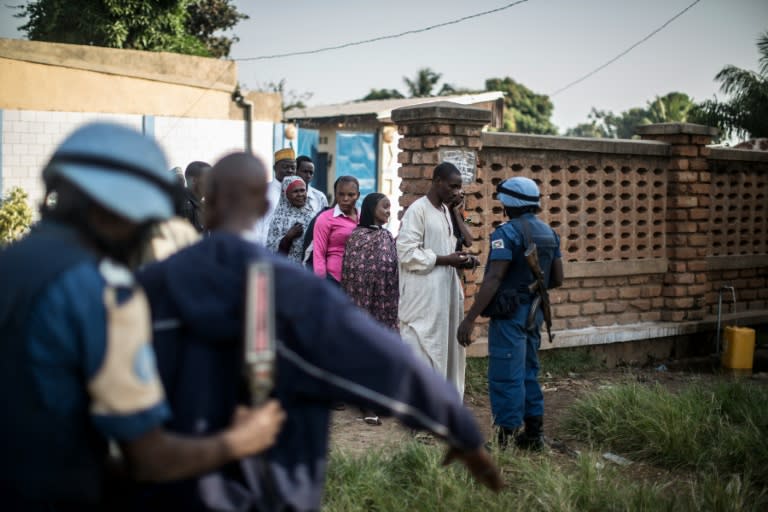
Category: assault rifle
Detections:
[{"x1": 524, "y1": 243, "x2": 555, "y2": 344}]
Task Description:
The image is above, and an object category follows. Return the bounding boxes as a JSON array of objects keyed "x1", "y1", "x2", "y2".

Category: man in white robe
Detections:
[
  {"x1": 246, "y1": 148, "x2": 297, "y2": 244},
  {"x1": 397, "y1": 162, "x2": 472, "y2": 397}
]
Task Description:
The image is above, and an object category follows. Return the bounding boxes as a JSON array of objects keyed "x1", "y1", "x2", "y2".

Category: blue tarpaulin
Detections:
[{"x1": 335, "y1": 131, "x2": 377, "y2": 204}]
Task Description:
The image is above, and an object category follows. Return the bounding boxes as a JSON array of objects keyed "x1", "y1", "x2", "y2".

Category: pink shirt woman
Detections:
[{"x1": 312, "y1": 177, "x2": 360, "y2": 283}]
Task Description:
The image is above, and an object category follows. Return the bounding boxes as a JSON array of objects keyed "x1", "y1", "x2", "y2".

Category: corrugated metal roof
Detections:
[{"x1": 285, "y1": 91, "x2": 505, "y2": 121}]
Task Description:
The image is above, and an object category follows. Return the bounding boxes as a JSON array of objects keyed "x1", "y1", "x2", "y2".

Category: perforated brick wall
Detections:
[{"x1": 392, "y1": 102, "x2": 768, "y2": 348}]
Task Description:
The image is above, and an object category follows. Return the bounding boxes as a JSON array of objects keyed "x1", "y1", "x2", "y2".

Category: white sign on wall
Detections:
[{"x1": 438, "y1": 148, "x2": 476, "y2": 183}]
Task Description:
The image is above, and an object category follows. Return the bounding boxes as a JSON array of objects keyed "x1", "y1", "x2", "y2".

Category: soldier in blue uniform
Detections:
[
  {"x1": 133, "y1": 152, "x2": 503, "y2": 512},
  {"x1": 458, "y1": 177, "x2": 563, "y2": 450},
  {"x1": 0, "y1": 123, "x2": 285, "y2": 511}
]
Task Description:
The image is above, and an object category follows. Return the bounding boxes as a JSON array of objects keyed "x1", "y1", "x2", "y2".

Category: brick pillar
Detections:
[
  {"x1": 391, "y1": 103, "x2": 492, "y2": 347},
  {"x1": 391, "y1": 101, "x2": 491, "y2": 217},
  {"x1": 637, "y1": 123, "x2": 718, "y2": 321}
]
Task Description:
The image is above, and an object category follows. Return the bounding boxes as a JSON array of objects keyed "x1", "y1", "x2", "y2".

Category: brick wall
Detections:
[
  {"x1": 705, "y1": 148, "x2": 768, "y2": 317},
  {"x1": 392, "y1": 102, "x2": 768, "y2": 352}
]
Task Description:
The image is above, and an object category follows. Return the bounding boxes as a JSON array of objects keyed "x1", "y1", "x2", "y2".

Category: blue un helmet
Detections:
[
  {"x1": 43, "y1": 122, "x2": 174, "y2": 223},
  {"x1": 496, "y1": 177, "x2": 541, "y2": 208}
]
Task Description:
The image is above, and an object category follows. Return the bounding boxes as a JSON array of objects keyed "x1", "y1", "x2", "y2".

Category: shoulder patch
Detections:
[
  {"x1": 491, "y1": 239, "x2": 505, "y2": 250},
  {"x1": 99, "y1": 259, "x2": 134, "y2": 287},
  {"x1": 89, "y1": 286, "x2": 164, "y2": 415}
]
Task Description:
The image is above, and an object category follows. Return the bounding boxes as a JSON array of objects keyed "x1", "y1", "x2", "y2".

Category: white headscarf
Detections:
[{"x1": 266, "y1": 176, "x2": 315, "y2": 262}]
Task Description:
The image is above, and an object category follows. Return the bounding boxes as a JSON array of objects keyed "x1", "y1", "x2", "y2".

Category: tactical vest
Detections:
[
  {"x1": 0, "y1": 223, "x2": 107, "y2": 508},
  {"x1": 482, "y1": 214, "x2": 559, "y2": 319}
]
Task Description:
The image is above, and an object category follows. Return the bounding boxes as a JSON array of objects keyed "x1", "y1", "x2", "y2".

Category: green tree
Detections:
[
  {"x1": 360, "y1": 88, "x2": 405, "y2": 101},
  {"x1": 646, "y1": 92, "x2": 696, "y2": 123},
  {"x1": 185, "y1": 0, "x2": 248, "y2": 58},
  {"x1": 15, "y1": 0, "x2": 247, "y2": 57},
  {"x1": 592, "y1": 107, "x2": 651, "y2": 139},
  {"x1": 563, "y1": 121, "x2": 606, "y2": 138},
  {"x1": 0, "y1": 188, "x2": 33, "y2": 245},
  {"x1": 358, "y1": 71, "x2": 557, "y2": 134},
  {"x1": 696, "y1": 31, "x2": 768, "y2": 139},
  {"x1": 403, "y1": 68, "x2": 443, "y2": 98},
  {"x1": 485, "y1": 77, "x2": 557, "y2": 134},
  {"x1": 566, "y1": 92, "x2": 698, "y2": 139}
]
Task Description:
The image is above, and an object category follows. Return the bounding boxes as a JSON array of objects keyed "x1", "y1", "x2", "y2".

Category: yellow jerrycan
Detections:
[{"x1": 721, "y1": 326, "x2": 756, "y2": 371}]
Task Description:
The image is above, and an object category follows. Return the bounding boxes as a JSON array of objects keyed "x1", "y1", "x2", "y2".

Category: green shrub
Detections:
[{"x1": 0, "y1": 187, "x2": 33, "y2": 244}]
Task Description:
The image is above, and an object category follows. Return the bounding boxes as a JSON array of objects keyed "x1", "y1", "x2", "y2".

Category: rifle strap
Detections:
[{"x1": 511, "y1": 216, "x2": 535, "y2": 280}]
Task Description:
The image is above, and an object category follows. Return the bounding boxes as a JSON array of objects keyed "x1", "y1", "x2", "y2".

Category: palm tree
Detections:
[
  {"x1": 646, "y1": 92, "x2": 696, "y2": 123},
  {"x1": 696, "y1": 31, "x2": 768, "y2": 139},
  {"x1": 403, "y1": 68, "x2": 442, "y2": 98}
]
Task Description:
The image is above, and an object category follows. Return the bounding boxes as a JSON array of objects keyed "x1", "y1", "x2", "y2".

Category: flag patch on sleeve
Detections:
[{"x1": 491, "y1": 239, "x2": 504, "y2": 250}]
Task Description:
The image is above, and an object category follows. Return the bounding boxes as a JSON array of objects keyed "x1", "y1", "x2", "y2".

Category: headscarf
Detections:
[
  {"x1": 358, "y1": 193, "x2": 387, "y2": 229},
  {"x1": 266, "y1": 176, "x2": 315, "y2": 262}
]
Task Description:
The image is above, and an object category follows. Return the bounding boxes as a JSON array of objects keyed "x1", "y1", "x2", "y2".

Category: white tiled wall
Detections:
[
  {"x1": 1, "y1": 110, "x2": 142, "y2": 210},
  {"x1": 155, "y1": 116, "x2": 275, "y2": 170},
  {"x1": 1, "y1": 109, "x2": 275, "y2": 211}
]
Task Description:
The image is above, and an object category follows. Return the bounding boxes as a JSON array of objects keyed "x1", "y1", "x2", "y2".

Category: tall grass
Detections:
[
  {"x1": 464, "y1": 357, "x2": 488, "y2": 398},
  {"x1": 563, "y1": 381, "x2": 768, "y2": 477},
  {"x1": 563, "y1": 380, "x2": 768, "y2": 509},
  {"x1": 324, "y1": 440, "x2": 762, "y2": 511}
]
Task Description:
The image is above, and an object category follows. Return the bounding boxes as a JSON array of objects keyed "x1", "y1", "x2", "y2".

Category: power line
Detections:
[
  {"x1": 550, "y1": 0, "x2": 701, "y2": 97},
  {"x1": 159, "y1": 1, "x2": 531, "y2": 139},
  {"x1": 234, "y1": 0, "x2": 531, "y2": 62}
]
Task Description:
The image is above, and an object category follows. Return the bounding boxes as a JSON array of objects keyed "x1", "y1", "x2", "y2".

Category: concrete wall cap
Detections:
[
  {"x1": 0, "y1": 37, "x2": 236, "y2": 92},
  {"x1": 391, "y1": 101, "x2": 492, "y2": 125},
  {"x1": 635, "y1": 122, "x2": 719, "y2": 137},
  {"x1": 709, "y1": 146, "x2": 768, "y2": 163},
  {"x1": 481, "y1": 131, "x2": 669, "y2": 156}
]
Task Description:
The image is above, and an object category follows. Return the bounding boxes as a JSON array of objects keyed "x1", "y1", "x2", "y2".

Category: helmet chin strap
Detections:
[
  {"x1": 81, "y1": 217, "x2": 154, "y2": 266},
  {"x1": 42, "y1": 177, "x2": 155, "y2": 266}
]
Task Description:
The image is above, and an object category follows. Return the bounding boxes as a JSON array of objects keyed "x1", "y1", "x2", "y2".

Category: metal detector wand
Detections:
[{"x1": 244, "y1": 262, "x2": 276, "y2": 405}]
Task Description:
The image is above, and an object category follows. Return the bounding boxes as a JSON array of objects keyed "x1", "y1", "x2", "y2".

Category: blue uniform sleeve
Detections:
[
  {"x1": 488, "y1": 224, "x2": 521, "y2": 262},
  {"x1": 553, "y1": 229, "x2": 562, "y2": 259},
  {"x1": 272, "y1": 259, "x2": 484, "y2": 450},
  {"x1": 27, "y1": 262, "x2": 169, "y2": 443}
]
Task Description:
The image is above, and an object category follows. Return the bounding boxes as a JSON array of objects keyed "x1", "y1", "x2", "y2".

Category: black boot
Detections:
[
  {"x1": 515, "y1": 416, "x2": 544, "y2": 451},
  {"x1": 496, "y1": 426, "x2": 517, "y2": 448}
]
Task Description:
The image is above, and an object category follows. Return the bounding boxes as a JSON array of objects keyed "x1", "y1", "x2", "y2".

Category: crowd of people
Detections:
[{"x1": 0, "y1": 120, "x2": 565, "y2": 510}]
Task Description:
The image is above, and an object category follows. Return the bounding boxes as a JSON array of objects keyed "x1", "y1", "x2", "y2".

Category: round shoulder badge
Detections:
[
  {"x1": 133, "y1": 344, "x2": 158, "y2": 384},
  {"x1": 99, "y1": 259, "x2": 134, "y2": 287}
]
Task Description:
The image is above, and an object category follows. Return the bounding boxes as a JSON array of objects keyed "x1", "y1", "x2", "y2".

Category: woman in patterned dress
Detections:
[
  {"x1": 342, "y1": 193, "x2": 399, "y2": 331},
  {"x1": 341, "y1": 192, "x2": 399, "y2": 426}
]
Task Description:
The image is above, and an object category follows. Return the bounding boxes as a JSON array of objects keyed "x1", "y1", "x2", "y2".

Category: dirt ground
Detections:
[{"x1": 329, "y1": 366, "x2": 768, "y2": 472}]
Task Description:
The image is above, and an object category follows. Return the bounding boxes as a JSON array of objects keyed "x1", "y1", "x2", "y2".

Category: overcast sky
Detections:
[{"x1": 1, "y1": 0, "x2": 766, "y2": 132}]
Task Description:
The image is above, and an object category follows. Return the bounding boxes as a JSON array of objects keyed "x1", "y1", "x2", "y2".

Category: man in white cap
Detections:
[
  {"x1": 0, "y1": 122, "x2": 285, "y2": 510},
  {"x1": 457, "y1": 176, "x2": 563, "y2": 450},
  {"x1": 247, "y1": 147, "x2": 297, "y2": 245}
]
